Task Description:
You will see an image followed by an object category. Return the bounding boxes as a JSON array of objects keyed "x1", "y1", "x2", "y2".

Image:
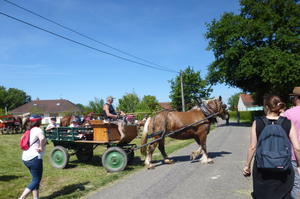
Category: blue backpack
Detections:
[{"x1": 256, "y1": 116, "x2": 291, "y2": 171}]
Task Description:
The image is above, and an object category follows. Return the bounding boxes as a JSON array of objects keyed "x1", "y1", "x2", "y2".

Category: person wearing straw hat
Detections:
[
  {"x1": 284, "y1": 87, "x2": 300, "y2": 199},
  {"x1": 103, "y1": 96, "x2": 126, "y2": 140},
  {"x1": 19, "y1": 115, "x2": 46, "y2": 199}
]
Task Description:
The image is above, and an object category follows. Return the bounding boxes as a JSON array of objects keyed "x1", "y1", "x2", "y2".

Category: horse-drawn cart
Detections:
[
  {"x1": 0, "y1": 115, "x2": 22, "y2": 134},
  {"x1": 45, "y1": 120, "x2": 138, "y2": 172}
]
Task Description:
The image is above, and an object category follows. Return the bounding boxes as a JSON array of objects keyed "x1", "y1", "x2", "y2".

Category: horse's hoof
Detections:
[
  {"x1": 147, "y1": 164, "x2": 155, "y2": 170},
  {"x1": 164, "y1": 159, "x2": 174, "y2": 164},
  {"x1": 190, "y1": 153, "x2": 196, "y2": 161},
  {"x1": 201, "y1": 158, "x2": 214, "y2": 164}
]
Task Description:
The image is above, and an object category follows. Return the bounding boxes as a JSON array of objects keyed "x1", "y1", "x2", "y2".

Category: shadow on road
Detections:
[
  {"x1": 217, "y1": 122, "x2": 251, "y2": 127},
  {"x1": 154, "y1": 151, "x2": 232, "y2": 167}
]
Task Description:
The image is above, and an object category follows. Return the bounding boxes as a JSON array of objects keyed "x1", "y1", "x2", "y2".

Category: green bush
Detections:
[{"x1": 229, "y1": 110, "x2": 264, "y2": 123}]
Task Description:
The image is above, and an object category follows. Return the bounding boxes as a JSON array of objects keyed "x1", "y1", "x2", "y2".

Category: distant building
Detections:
[
  {"x1": 237, "y1": 94, "x2": 263, "y2": 111},
  {"x1": 158, "y1": 102, "x2": 172, "y2": 110},
  {"x1": 10, "y1": 99, "x2": 82, "y2": 124}
]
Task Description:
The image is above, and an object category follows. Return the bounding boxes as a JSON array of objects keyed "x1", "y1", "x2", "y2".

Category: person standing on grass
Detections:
[
  {"x1": 284, "y1": 87, "x2": 300, "y2": 199},
  {"x1": 19, "y1": 115, "x2": 46, "y2": 199},
  {"x1": 243, "y1": 95, "x2": 300, "y2": 199}
]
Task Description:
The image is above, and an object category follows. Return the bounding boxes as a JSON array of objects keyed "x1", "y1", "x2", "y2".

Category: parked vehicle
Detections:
[{"x1": 0, "y1": 115, "x2": 22, "y2": 134}]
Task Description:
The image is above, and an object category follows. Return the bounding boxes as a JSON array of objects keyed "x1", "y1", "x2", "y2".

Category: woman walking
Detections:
[
  {"x1": 243, "y1": 95, "x2": 300, "y2": 199},
  {"x1": 19, "y1": 115, "x2": 46, "y2": 199}
]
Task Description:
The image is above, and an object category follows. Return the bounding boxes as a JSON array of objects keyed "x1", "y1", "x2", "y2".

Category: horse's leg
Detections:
[
  {"x1": 190, "y1": 137, "x2": 202, "y2": 161},
  {"x1": 144, "y1": 142, "x2": 158, "y2": 169},
  {"x1": 199, "y1": 125, "x2": 213, "y2": 164},
  {"x1": 158, "y1": 137, "x2": 174, "y2": 164}
]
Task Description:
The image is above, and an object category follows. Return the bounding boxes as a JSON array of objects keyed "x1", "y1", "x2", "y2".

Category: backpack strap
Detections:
[
  {"x1": 30, "y1": 138, "x2": 39, "y2": 147},
  {"x1": 275, "y1": 116, "x2": 285, "y2": 126},
  {"x1": 260, "y1": 116, "x2": 269, "y2": 126}
]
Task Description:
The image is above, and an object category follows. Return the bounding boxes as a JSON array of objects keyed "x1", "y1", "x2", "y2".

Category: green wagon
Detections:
[{"x1": 45, "y1": 120, "x2": 138, "y2": 172}]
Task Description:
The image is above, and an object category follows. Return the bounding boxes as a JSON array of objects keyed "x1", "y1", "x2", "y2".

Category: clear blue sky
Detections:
[{"x1": 0, "y1": 0, "x2": 242, "y2": 106}]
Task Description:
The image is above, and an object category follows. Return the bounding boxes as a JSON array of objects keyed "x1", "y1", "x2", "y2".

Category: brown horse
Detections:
[
  {"x1": 140, "y1": 97, "x2": 227, "y2": 169},
  {"x1": 60, "y1": 113, "x2": 98, "y2": 127}
]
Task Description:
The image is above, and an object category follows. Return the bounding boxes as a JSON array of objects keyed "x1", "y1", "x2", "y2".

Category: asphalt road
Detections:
[{"x1": 87, "y1": 122, "x2": 252, "y2": 199}]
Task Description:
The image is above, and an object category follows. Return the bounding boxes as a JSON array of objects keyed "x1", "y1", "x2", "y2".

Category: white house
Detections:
[
  {"x1": 10, "y1": 99, "x2": 82, "y2": 124},
  {"x1": 238, "y1": 94, "x2": 263, "y2": 111}
]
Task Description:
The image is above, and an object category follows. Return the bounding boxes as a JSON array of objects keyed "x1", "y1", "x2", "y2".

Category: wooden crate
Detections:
[{"x1": 89, "y1": 120, "x2": 137, "y2": 143}]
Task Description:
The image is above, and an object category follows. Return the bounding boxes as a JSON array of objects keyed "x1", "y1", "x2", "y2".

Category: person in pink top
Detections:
[{"x1": 284, "y1": 87, "x2": 300, "y2": 199}]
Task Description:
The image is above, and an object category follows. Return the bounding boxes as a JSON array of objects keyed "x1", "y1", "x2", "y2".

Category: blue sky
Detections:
[{"x1": 0, "y1": 0, "x2": 241, "y2": 106}]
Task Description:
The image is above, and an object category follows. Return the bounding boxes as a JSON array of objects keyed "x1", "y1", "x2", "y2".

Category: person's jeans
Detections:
[
  {"x1": 291, "y1": 160, "x2": 300, "y2": 199},
  {"x1": 23, "y1": 156, "x2": 43, "y2": 190}
]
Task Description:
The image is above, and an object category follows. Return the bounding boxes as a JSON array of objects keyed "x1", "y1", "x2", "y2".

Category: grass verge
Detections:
[{"x1": 0, "y1": 134, "x2": 194, "y2": 199}]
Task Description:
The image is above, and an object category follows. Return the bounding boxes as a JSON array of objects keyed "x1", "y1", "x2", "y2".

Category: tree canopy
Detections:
[
  {"x1": 136, "y1": 95, "x2": 160, "y2": 112},
  {"x1": 0, "y1": 86, "x2": 31, "y2": 111},
  {"x1": 206, "y1": 0, "x2": 300, "y2": 103},
  {"x1": 228, "y1": 92, "x2": 242, "y2": 111},
  {"x1": 85, "y1": 98, "x2": 104, "y2": 114},
  {"x1": 117, "y1": 93, "x2": 140, "y2": 113},
  {"x1": 169, "y1": 66, "x2": 212, "y2": 111}
]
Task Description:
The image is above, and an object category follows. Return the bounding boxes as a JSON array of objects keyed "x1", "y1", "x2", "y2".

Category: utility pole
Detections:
[{"x1": 180, "y1": 71, "x2": 185, "y2": 112}]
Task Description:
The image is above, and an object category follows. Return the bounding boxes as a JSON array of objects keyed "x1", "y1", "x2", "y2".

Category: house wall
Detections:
[
  {"x1": 42, "y1": 113, "x2": 64, "y2": 124},
  {"x1": 237, "y1": 96, "x2": 247, "y2": 111}
]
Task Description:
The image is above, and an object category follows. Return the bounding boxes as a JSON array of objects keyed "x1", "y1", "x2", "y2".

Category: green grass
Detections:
[{"x1": 0, "y1": 134, "x2": 194, "y2": 199}]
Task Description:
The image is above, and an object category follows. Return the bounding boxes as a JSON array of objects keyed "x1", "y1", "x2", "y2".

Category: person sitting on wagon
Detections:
[
  {"x1": 103, "y1": 96, "x2": 126, "y2": 140},
  {"x1": 69, "y1": 117, "x2": 80, "y2": 128},
  {"x1": 46, "y1": 117, "x2": 59, "y2": 131},
  {"x1": 68, "y1": 117, "x2": 85, "y2": 139}
]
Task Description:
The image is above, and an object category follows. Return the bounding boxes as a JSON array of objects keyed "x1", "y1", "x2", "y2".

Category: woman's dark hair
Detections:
[
  {"x1": 28, "y1": 120, "x2": 41, "y2": 129},
  {"x1": 263, "y1": 94, "x2": 286, "y2": 115}
]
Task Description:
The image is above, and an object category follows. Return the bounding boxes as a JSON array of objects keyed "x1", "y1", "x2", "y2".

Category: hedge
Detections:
[{"x1": 229, "y1": 110, "x2": 264, "y2": 123}]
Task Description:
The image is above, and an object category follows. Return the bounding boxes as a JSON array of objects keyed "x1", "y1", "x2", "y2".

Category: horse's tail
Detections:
[{"x1": 140, "y1": 117, "x2": 152, "y2": 156}]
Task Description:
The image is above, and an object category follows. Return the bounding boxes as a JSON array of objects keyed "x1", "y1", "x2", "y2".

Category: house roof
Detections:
[
  {"x1": 10, "y1": 99, "x2": 82, "y2": 114},
  {"x1": 159, "y1": 102, "x2": 172, "y2": 110},
  {"x1": 240, "y1": 94, "x2": 255, "y2": 107}
]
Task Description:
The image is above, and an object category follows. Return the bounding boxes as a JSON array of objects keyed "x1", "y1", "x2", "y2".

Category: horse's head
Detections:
[{"x1": 205, "y1": 96, "x2": 227, "y2": 119}]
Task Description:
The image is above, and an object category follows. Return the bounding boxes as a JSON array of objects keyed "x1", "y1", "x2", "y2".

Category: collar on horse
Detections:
[{"x1": 200, "y1": 102, "x2": 212, "y2": 117}]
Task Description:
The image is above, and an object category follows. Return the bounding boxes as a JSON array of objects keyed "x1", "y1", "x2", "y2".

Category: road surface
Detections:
[{"x1": 87, "y1": 122, "x2": 252, "y2": 199}]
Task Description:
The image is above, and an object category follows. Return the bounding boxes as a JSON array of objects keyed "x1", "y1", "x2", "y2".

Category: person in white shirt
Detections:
[
  {"x1": 69, "y1": 117, "x2": 80, "y2": 128},
  {"x1": 45, "y1": 117, "x2": 59, "y2": 131},
  {"x1": 19, "y1": 115, "x2": 46, "y2": 199}
]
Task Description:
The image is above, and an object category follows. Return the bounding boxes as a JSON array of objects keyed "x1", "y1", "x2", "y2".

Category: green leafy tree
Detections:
[
  {"x1": 169, "y1": 66, "x2": 212, "y2": 111},
  {"x1": 118, "y1": 93, "x2": 140, "y2": 113},
  {"x1": 0, "y1": 86, "x2": 31, "y2": 111},
  {"x1": 205, "y1": 0, "x2": 300, "y2": 103},
  {"x1": 86, "y1": 98, "x2": 104, "y2": 114},
  {"x1": 228, "y1": 92, "x2": 242, "y2": 111},
  {"x1": 136, "y1": 95, "x2": 159, "y2": 112},
  {"x1": 0, "y1": 86, "x2": 6, "y2": 108}
]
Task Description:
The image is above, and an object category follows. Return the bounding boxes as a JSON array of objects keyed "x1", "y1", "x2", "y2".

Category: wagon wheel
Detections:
[
  {"x1": 76, "y1": 145, "x2": 93, "y2": 162},
  {"x1": 102, "y1": 147, "x2": 128, "y2": 172},
  {"x1": 2, "y1": 128, "x2": 7, "y2": 134},
  {"x1": 50, "y1": 146, "x2": 69, "y2": 169},
  {"x1": 7, "y1": 126, "x2": 13, "y2": 134},
  {"x1": 15, "y1": 127, "x2": 22, "y2": 134}
]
